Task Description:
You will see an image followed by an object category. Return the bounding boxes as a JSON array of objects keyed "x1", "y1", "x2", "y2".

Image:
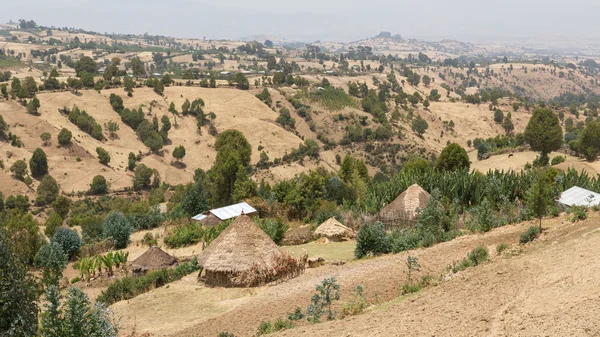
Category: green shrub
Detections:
[
  {"x1": 466, "y1": 199, "x2": 499, "y2": 232},
  {"x1": 496, "y1": 243, "x2": 510, "y2": 255},
  {"x1": 163, "y1": 221, "x2": 204, "y2": 248},
  {"x1": 309, "y1": 87, "x2": 356, "y2": 111},
  {"x1": 126, "y1": 210, "x2": 164, "y2": 231},
  {"x1": 340, "y1": 285, "x2": 368, "y2": 317},
  {"x1": 51, "y1": 227, "x2": 81, "y2": 260},
  {"x1": 89, "y1": 175, "x2": 109, "y2": 195},
  {"x1": 57, "y1": 128, "x2": 72, "y2": 146},
  {"x1": 306, "y1": 277, "x2": 341, "y2": 323},
  {"x1": 571, "y1": 206, "x2": 587, "y2": 222},
  {"x1": 354, "y1": 222, "x2": 390, "y2": 259},
  {"x1": 36, "y1": 174, "x2": 59, "y2": 206},
  {"x1": 102, "y1": 212, "x2": 132, "y2": 249},
  {"x1": 65, "y1": 105, "x2": 105, "y2": 141},
  {"x1": 551, "y1": 156, "x2": 566, "y2": 165},
  {"x1": 287, "y1": 307, "x2": 305, "y2": 321},
  {"x1": 44, "y1": 212, "x2": 64, "y2": 238},
  {"x1": 257, "y1": 318, "x2": 294, "y2": 335},
  {"x1": 519, "y1": 226, "x2": 540, "y2": 244},
  {"x1": 96, "y1": 147, "x2": 111, "y2": 165},
  {"x1": 467, "y1": 246, "x2": 489, "y2": 266},
  {"x1": 389, "y1": 229, "x2": 420, "y2": 253},
  {"x1": 97, "y1": 260, "x2": 200, "y2": 305},
  {"x1": 34, "y1": 242, "x2": 68, "y2": 286},
  {"x1": 255, "y1": 218, "x2": 289, "y2": 245},
  {"x1": 30, "y1": 148, "x2": 48, "y2": 177},
  {"x1": 141, "y1": 233, "x2": 157, "y2": 247}
]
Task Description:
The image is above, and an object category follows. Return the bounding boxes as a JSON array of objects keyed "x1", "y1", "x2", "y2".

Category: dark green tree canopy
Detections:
[
  {"x1": 578, "y1": 121, "x2": 600, "y2": 161},
  {"x1": 524, "y1": 108, "x2": 563, "y2": 157},
  {"x1": 435, "y1": 143, "x2": 470, "y2": 172},
  {"x1": 30, "y1": 147, "x2": 49, "y2": 177}
]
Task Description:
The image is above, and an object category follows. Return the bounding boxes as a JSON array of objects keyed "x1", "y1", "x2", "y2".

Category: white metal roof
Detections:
[
  {"x1": 210, "y1": 202, "x2": 257, "y2": 220},
  {"x1": 559, "y1": 186, "x2": 600, "y2": 207},
  {"x1": 191, "y1": 214, "x2": 207, "y2": 221},
  {"x1": 191, "y1": 202, "x2": 257, "y2": 221}
]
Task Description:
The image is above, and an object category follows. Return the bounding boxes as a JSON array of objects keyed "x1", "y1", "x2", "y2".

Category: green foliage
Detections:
[
  {"x1": 30, "y1": 147, "x2": 49, "y2": 177},
  {"x1": 415, "y1": 189, "x2": 456, "y2": 244},
  {"x1": 496, "y1": 243, "x2": 510, "y2": 255},
  {"x1": 306, "y1": 277, "x2": 341, "y2": 323},
  {"x1": 435, "y1": 143, "x2": 470, "y2": 172},
  {"x1": 164, "y1": 221, "x2": 229, "y2": 249},
  {"x1": 526, "y1": 169, "x2": 555, "y2": 230},
  {"x1": 58, "y1": 128, "x2": 72, "y2": 146},
  {"x1": 96, "y1": 147, "x2": 110, "y2": 165},
  {"x1": 340, "y1": 284, "x2": 368, "y2": 317},
  {"x1": 551, "y1": 156, "x2": 566, "y2": 165},
  {"x1": 10, "y1": 159, "x2": 29, "y2": 180},
  {"x1": 36, "y1": 174, "x2": 59, "y2": 206},
  {"x1": 578, "y1": 121, "x2": 600, "y2": 161},
  {"x1": 89, "y1": 175, "x2": 109, "y2": 195},
  {"x1": 40, "y1": 132, "x2": 52, "y2": 145},
  {"x1": 452, "y1": 246, "x2": 489, "y2": 273},
  {"x1": 276, "y1": 107, "x2": 296, "y2": 129},
  {"x1": 255, "y1": 218, "x2": 289, "y2": 245},
  {"x1": 1, "y1": 211, "x2": 43, "y2": 265},
  {"x1": 51, "y1": 227, "x2": 81, "y2": 260},
  {"x1": 257, "y1": 318, "x2": 294, "y2": 335},
  {"x1": 466, "y1": 199, "x2": 499, "y2": 232},
  {"x1": 42, "y1": 286, "x2": 118, "y2": 337},
  {"x1": 524, "y1": 108, "x2": 563, "y2": 161},
  {"x1": 97, "y1": 260, "x2": 200, "y2": 305},
  {"x1": 309, "y1": 87, "x2": 356, "y2": 111},
  {"x1": 389, "y1": 229, "x2": 421, "y2": 253},
  {"x1": 44, "y1": 212, "x2": 64, "y2": 238},
  {"x1": 180, "y1": 182, "x2": 209, "y2": 217},
  {"x1": 519, "y1": 226, "x2": 540, "y2": 244},
  {"x1": 133, "y1": 164, "x2": 160, "y2": 190},
  {"x1": 354, "y1": 222, "x2": 390, "y2": 259},
  {"x1": 0, "y1": 229, "x2": 39, "y2": 336},
  {"x1": 173, "y1": 145, "x2": 186, "y2": 161},
  {"x1": 256, "y1": 88, "x2": 272, "y2": 106},
  {"x1": 411, "y1": 115, "x2": 428, "y2": 136},
  {"x1": 5, "y1": 195, "x2": 30, "y2": 213},
  {"x1": 210, "y1": 130, "x2": 252, "y2": 206},
  {"x1": 570, "y1": 206, "x2": 587, "y2": 223},
  {"x1": 101, "y1": 212, "x2": 132, "y2": 249},
  {"x1": 287, "y1": 307, "x2": 305, "y2": 321},
  {"x1": 109, "y1": 93, "x2": 124, "y2": 112},
  {"x1": 35, "y1": 242, "x2": 68, "y2": 287},
  {"x1": 64, "y1": 105, "x2": 105, "y2": 141}
]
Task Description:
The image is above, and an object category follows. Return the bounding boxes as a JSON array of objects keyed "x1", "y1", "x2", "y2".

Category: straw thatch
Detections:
[
  {"x1": 200, "y1": 213, "x2": 221, "y2": 227},
  {"x1": 197, "y1": 215, "x2": 305, "y2": 287},
  {"x1": 314, "y1": 217, "x2": 352, "y2": 241},
  {"x1": 379, "y1": 184, "x2": 430, "y2": 228},
  {"x1": 129, "y1": 246, "x2": 177, "y2": 273}
]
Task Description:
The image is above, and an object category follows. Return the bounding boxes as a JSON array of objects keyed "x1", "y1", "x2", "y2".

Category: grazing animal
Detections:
[{"x1": 508, "y1": 153, "x2": 514, "y2": 158}]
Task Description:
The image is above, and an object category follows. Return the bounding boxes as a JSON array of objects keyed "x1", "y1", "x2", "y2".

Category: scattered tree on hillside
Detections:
[
  {"x1": 26, "y1": 97, "x2": 40, "y2": 115},
  {"x1": 502, "y1": 112, "x2": 514, "y2": 134},
  {"x1": 524, "y1": 108, "x2": 562, "y2": 166},
  {"x1": 173, "y1": 145, "x2": 186, "y2": 164},
  {"x1": 30, "y1": 148, "x2": 48, "y2": 177},
  {"x1": 66, "y1": 77, "x2": 82, "y2": 93},
  {"x1": 130, "y1": 57, "x2": 145, "y2": 78},
  {"x1": 96, "y1": 147, "x2": 110, "y2": 165},
  {"x1": 494, "y1": 109, "x2": 504, "y2": 124},
  {"x1": 89, "y1": 175, "x2": 109, "y2": 195},
  {"x1": 526, "y1": 169, "x2": 555, "y2": 231},
  {"x1": 36, "y1": 174, "x2": 59, "y2": 206},
  {"x1": 58, "y1": 128, "x2": 72, "y2": 146},
  {"x1": 10, "y1": 160, "x2": 28, "y2": 180},
  {"x1": 435, "y1": 143, "x2": 470, "y2": 172},
  {"x1": 105, "y1": 121, "x2": 119, "y2": 139},
  {"x1": 578, "y1": 121, "x2": 600, "y2": 161},
  {"x1": 209, "y1": 130, "x2": 252, "y2": 206},
  {"x1": 40, "y1": 132, "x2": 51, "y2": 146},
  {"x1": 411, "y1": 115, "x2": 428, "y2": 137}
]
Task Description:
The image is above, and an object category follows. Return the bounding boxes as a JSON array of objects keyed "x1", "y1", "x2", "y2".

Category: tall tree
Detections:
[
  {"x1": 524, "y1": 108, "x2": 562, "y2": 166},
  {"x1": 526, "y1": 169, "x2": 555, "y2": 231},
  {"x1": 209, "y1": 130, "x2": 251, "y2": 206},
  {"x1": 0, "y1": 229, "x2": 39, "y2": 336},
  {"x1": 30, "y1": 147, "x2": 49, "y2": 177},
  {"x1": 435, "y1": 143, "x2": 470, "y2": 172}
]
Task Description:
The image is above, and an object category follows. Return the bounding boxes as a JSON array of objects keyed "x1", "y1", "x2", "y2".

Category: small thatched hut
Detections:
[
  {"x1": 314, "y1": 217, "x2": 352, "y2": 241},
  {"x1": 197, "y1": 215, "x2": 305, "y2": 287},
  {"x1": 378, "y1": 184, "x2": 430, "y2": 229},
  {"x1": 129, "y1": 246, "x2": 177, "y2": 274}
]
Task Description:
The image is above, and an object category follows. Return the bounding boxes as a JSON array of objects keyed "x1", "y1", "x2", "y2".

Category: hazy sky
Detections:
[{"x1": 2, "y1": 0, "x2": 600, "y2": 42}]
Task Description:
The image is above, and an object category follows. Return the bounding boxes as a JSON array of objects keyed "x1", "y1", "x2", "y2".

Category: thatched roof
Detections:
[
  {"x1": 379, "y1": 184, "x2": 430, "y2": 222},
  {"x1": 314, "y1": 217, "x2": 351, "y2": 239},
  {"x1": 130, "y1": 246, "x2": 177, "y2": 273},
  {"x1": 197, "y1": 215, "x2": 280, "y2": 273},
  {"x1": 200, "y1": 213, "x2": 222, "y2": 227}
]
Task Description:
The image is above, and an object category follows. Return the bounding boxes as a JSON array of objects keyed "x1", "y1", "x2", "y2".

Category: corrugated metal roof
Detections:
[
  {"x1": 192, "y1": 214, "x2": 207, "y2": 221},
  {"x1": 191, "y1": 202, "x2": 257, "y2": 222},
  {"x1": 211, "y1": 202, "x2": 257, "y2": 220},
  {"x1": 559, "y1": 186, "x2": 600, "y2": 207}
]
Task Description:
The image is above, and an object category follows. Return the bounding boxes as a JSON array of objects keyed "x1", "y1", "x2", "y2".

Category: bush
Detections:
[
  {"x1": 10, "y1": 160, "x2": 28, "y2": 180},
  {"x1": 519, "y1": 226, "x2": 540, "y2": 244},
  {"x1": 340, "y1": 284, "x2": 368, "y2": 317},
  {"x1": 126, "y1": 209, "x2": 164, "y2": 231},
  {"x1": 34, "y1": 241, "x2": 68, "y2": 286},
  {"x1": 36, "y1": 174, "x2": 59, "y2": 206},
  {"x1": 52, "y1": 196, "x2": 72, "y2": 219},
  {"x1": 467, "y1": 246, "x2": 489, "y2": 266},
  {"x1": 389, "y1": 229, "x2": 421, "y2": 253},
  {"x1": 354, "y1": 222, "x2": 390, "y2": 259},
  {"x1": 256, "y1": 218, "x2": 289, "y2": 245},
  {"x1": 257, "y1": 318, "x2": 294, "y2": 335},
  {"x1": 570, "y1": 206, "x2": 587, "y2": 222},
  {"x1": 97, "y1": 260, "x2": 200, "y2": 305},
  {"x1": 466, "y1": 199, "x2": 499, "y2": 232},
  {"x1": 96, "y1": 147, "x2": 110, "y2": 165},
  {"x1": 44, "y1": 212, "x2": 64, "y2": 238},
  {"x1": 551, "y1": 156, "x2": 566, "y2": 165},
  {"x1": 65, "y1": 105, "x2": 104, "y2": 141},
  {"x1": 89, "y1": 175, "x2": 108, "y2": 195},
  {"x1": 496, "y1": 243, "x2": 510, "y2": 255},
  {"x1": 51, "y1": 227, "x2": 81, "y2": 260},
  {"x1": 102, "y1": 212, "x2": 132, "y2": 249},
  {"x1": 57, "y1": 128, "x2": 72, "y2": 146}
]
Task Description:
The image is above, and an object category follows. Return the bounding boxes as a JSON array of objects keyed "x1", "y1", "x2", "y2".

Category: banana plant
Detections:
[{"x1": 101, "y1": 252, "x2": 115, "y2": 276}]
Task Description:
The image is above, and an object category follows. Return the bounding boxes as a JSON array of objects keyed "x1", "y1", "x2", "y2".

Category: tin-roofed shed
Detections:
[{"x1": 559, "y1": 186, "x2": 600, "y2": 207}]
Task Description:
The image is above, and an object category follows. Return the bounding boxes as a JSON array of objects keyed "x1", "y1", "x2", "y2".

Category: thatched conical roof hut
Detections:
[
  {"x1": 130, "y1": 246, "x2": 177, "y2": 273},
  {"x1": 197, "y1": 215, "x2": 305, "y2": 287},
  {"x1": 314, "y1": 217, "x2": 352, "y2": 241},
  {"x1": 379, "y1": 184, "x2": 430, "y2": 228}
]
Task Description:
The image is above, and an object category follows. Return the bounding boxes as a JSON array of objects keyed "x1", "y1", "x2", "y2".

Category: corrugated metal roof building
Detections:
[
  {"x1": 192, "y1": 202, "x2": 257, "y2": 223},
  {"x1": 558, "y1": 186, "x2": 600, "y2": 207}
]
